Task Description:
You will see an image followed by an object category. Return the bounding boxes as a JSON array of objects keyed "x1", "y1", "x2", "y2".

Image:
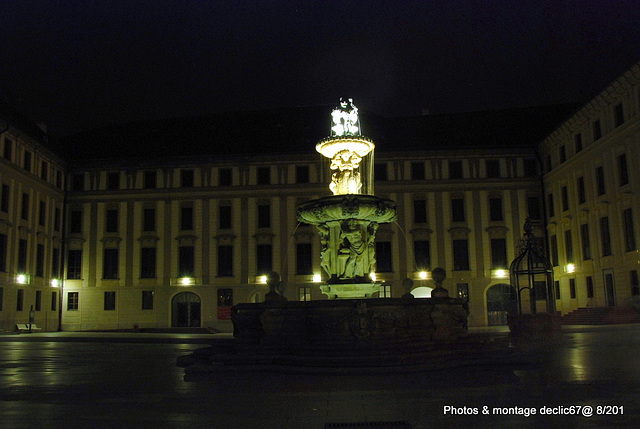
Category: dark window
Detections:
[
  {"x1": 67, "y1": 250, "x2": 82, "y2": 279},
  {"x1": 181, "y1": 169, "x2": 194, "y2": 187},
  {"x1": 107, "y1": 172, "x2": 120, "y2": 190},
  {"x1": 534, "y1": 281, "x2": 547, "y2": 300},
  {"x1": 142, "y1": 291, "x2": 154, "y2": 310},
  {"x1": 586, "y1": 276, "x2": 594, "y2": 298},
  {"x1": 105, "y1": 209, "x2": 118, "y2": 233},
  {"x1": 0, "y1": 233, "x2": 7, "y2": 272},
  {"x1": 374, "y1": 163, "x2": 388, "y2": 181},
  {"x1": 35, "y1": 290, "x2": 42, "y2": 311},
  {"x1": 376, "y1": 241, "x2": 393, "y2": 272},
  {"x1": 490, "y1": 238, "x2": 507, "y2": 269},
  {"x1": 296, "y1": 243, "x2": 312, "y2": 275},
  {"x1": 23, "y1": 151, "x2": 31, "y2": 171},
  {"x1": 555, "y1": 280, "x2": 560, "y2": 300},
  {"x1": 414, "y1": 240, "x2": 430, "y2": 270},
  {"x1": 140, "y1": 247, "x2": 156, "y2": 278},
  {"x1": 453, "y1": 239, "x2": 469, "y2": 271},
  {"x1": 56, "y1": 171, "x2": 62, "y2": 188},
  {"x1": 486, "y1": 160, "x2": 500, "y2": 178},
  {"x1": 104, "y1": 291, "x2": 116, "y2": 311},
  {"x1": 559, "y1": 146, "x2": 567, "y2": 163},
  {"x1": 0, "y1": 286, "x2": 3, "y2": 311},
  {"x1": 631, "y1": 271, "x2": 640, "y2": 296},
  {"x1": 1, "y1": 184, "x2": 9, "y2": 212},
  {"x1": 618, "y1": 153, "x2": 629, "y2": 186},
  {"x1": 296, "y1": 165, "x2": 309, "y2": 183},
  {"x1": 38, "y1": 201, "x2": 46, "y2": 226},
  {"x1": 581, "y1": 224, "x2": 592, "y2": 261},
  {"x1": 451, "y1": 198, "x2": 465, "y2": 222},
  {"x1": 565, "y1": 230, "x2": 573, "y2": 262},
  {"x1": 257, "y1": 167, "x2": 270, "y2": 185},
  {"x1": 411, "y1": 162, "x2": 425, "y2": 180},
  {"x1": 3, "y1": 138, "x2": 12, "y2": 160},
  {"x1": 596, "y1": 166, "x2": 606, "y2": 196},
  {"x1": 217, "y1": 245, "x2": 233, "y2": 277},
  {"x1": 413, "y1": 200, "x2": 427, "y2": 223},
  {"x1": 449, "y1": 161, "x2": 463, "y2": 179},
  {"x1": 143, "y1": 208, "x2": 155, "y2": 232},
  {"x1": 36, "y1": 244, "x2": 44, "y2": 277},
  {"x1": 41, "y1": 161, "x2": 48, "y2": 181},
  {"x1": 550, "y1": 235, "x2": 559, "y2": 267},
  {"x1": 54, "y1": 208, "x2": 60, "y2": 231},
  {"x1": 178, "y1": 246, "x2": 195, "y2": 277},
  {"x1": 258, "y1": 204, "x2": 270, "y2": 228},
  {"x1": 218, "y1": 288, "x2": 233, "y2": 308},
  {"x1": 256, "y1": 244, "x2": 272, "y2": 275},
  {"x1": 547, "y1": 193, "x2": 555, "y2": 218},
  {"x1": 51, "y1": 248, "x2": 60, "y2": 278},
  {"x1": 17, "y1": 289, "x2": 24, "y2": 311},
  {"x1": 623, "y1": 208, "x2": 636, "y2": 252},
  {"x1": 103, "y1": 249, "x2": 119, "y2": 279},
  {"x1": 51, "y1": 291, "x2": 57, "y2": 311},
  {"x1": 67, "y1": 292, "x2": 79, "y2": 310},
  {"x1": 70, "y1": 210, "x2": 82, "y2": 234},
  {"x1": 18, "y1": 239, "x2": 27, "y2": 272},
  {"x1": 569, "y1": 279, "x2": 576, "y2": 299},
  {"x1": 600, "y1": 217, "x2": 611, "y2": 256},
  {"x1": 523, "y1": 159, "x2": 537, "y2": 177},
  {"x1": 575, "y1": 134, "x2": 583, "y2": 153},
  {"x1": 219, "y1": 168, "x2": 232, "y2": 186},
  {"x1": 561, "y1": 186, "x2": 569, "y2": 211},
  {"x1": 219, "y1": 205, "x2": 232, "y2": 229},
  {"x1": 577, "y1": 177, "x2": 586, "y2": 204},
  {"x1": 299, "y1": 287, "x2": 312, "y2": 301},
  {"x1": 143, "y1": 171, "x2": 157, "y2": 189},
  {"x1": 593, "y1": 119, "x2": 602, "y2": 141},
  {"x1": 489, "y1": 198, "x2": 503, "y2": 221},
  {"x1": 72, "y1": 174, "x2": 85, "y2": 191},
  {"x1": 21, "y1": 193, "x2": 29, "y2": 220},
  {"x1": 180, "y1": 206, "x2": 193, "y2": 230},
  {"x1": 527, "y1": 196, "x2": 541, "y2": 220},
  {"x1": 546, "y1": 155, "x2": 552, "y2": 173},
  {"x1": 614, "y1": 103, "x2": 624, "y2": 127}
]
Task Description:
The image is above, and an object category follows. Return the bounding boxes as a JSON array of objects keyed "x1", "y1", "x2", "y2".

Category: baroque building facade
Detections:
[{"x1": 0, "y1": 61, "x2": 639, "y2": 332}]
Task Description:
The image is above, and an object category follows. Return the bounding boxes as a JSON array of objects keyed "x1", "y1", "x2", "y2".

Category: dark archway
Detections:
[
  {"x1": 486, "y1": 283, "x2": 516, "y2": 326},
  {"x1": 171, "y1": 292, "x2": 201, "y2": 327}
]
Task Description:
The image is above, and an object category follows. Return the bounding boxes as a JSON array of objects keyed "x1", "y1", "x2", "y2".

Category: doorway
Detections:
[
  {"x1": 171, "y1": 292, "x2": 201, "y2": 327},
  {"x1": 486, "y1": 283, "x2": 516, "y2": 325},
  {"x1": 603, "y1": 270, "x2": 616, "y2": 307}
]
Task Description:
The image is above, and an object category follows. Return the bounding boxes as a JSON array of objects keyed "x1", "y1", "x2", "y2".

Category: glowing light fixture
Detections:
[
  {"x1": 312, "y1": 274, "x2": 322, "y2": 283},
  {"x1": 566, "y1": 263, "x2": 575, "y2": 273},
  {"x1": 370, "y1": 272, "x2": 377, "y2": 282},
  {"x1": 418, "y1": 271, "x2": 428, "y2": 280},
  {"x1": 493, "y1": 269, "x2": 507, "y2": 278},
  {"x1": 51, "y1": 279, "x2": 59, "y2": 287},
  {"x1": 16, "y1": 274, "x2": 27, "y2": 284},
  {"x1": 259, "y1": 275, "x2": 267, "y2": 284},
  {"x1": 179, "y1": 277, "x2": 194, "y2": 286}
]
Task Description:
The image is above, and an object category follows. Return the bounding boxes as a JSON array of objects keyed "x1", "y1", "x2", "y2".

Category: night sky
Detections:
[{"x1": 1, "y1": 0, "x2": 639, "y2": 137}]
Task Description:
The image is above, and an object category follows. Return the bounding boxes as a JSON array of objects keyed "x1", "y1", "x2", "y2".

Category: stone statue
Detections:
[
  {"x1": 340, "y1": 220, "x2": 366, "y2": 279},
  {"x1": 402, "y1": 278, "x2": 415, "y2": 299},
  {"x1": 329, "y1": 149, "x2": 363, "y2": 195},
  {"x1": 431, "y1": 267, "x2": 449, "y2": 298},
  {"x1": 331, "y1": 98, "x2": 360, "y2": 137}
]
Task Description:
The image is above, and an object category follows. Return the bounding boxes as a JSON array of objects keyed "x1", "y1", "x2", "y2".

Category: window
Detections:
[
  {"x1": 38, "y1": 201, "x2": 46, "y2": 226},
  {"x1": 71, "y1": 174, "x2": 85, "y2": 191},
  {"x1": 70, "y1": 210, "x2": 82, "y2": 233},
  {"x1": 534, "y1": 281, "x2": 547, "y2": 300},
  {"x1": 561, "y1": 186, "x2": 569, "y2": 212},
  {"x1": 600, "y1": 217, "x2": 611, "y2": 256},
  {"x1": 593, "y1": 119, "x2": 602, "y2": 141},
  {"x1": 618, "y1": 153, "x2": 629, "y2": 186},
  {"x1": 67, "y1": 250, "x2": 82, "y2": 279},
  {"x1": 105, "y1": 209, "x2": 118, "y2": 233},
  {"x1": 527, "y1": 196, "x2": 541, "y2": 220},
  {"x1": 596, "y1": 166, "x2": 605, "y2": 195},
  {"x1": 380, "y1": 284, "x2": 392, "y2": 298},
  {"x1": 575, "y1": 134, "x2": 583, "y2": 153},
  {"x1": 586, "y1": 276, "x2": 594, "y2": 298},
  {"x1": 547, "y1": 193, "x2": 554, "y2": 218},
  {"x1": 36, "y1": 244, "x2": 44, "y2": 277},
  {"x1": 258, "y1": 204, "x2": 270, "y2": 228},
  {"x1": 550, "y1": 235, "x2": 559, "y2": 267},
  {"x1": 17, "y1": 289, "x2": 24, "y2": 311},
  {"x1": 0, "y1": 234, "x2": 7, "y2": 271},
  {"x1": 453, "y1": 239, "x2": 469, "y2": 271},
  {"x1": 1, "y1": 184, "x2": 9, "y2": 212},
  {"x1": 52, "y1": 248, "x2": 60, "y2": 278},
  {"x1": 256, "y1": 244, "x2": 272, "y2": 275},
  {"x1": 140, "y1": 247, "x2": 156, "y2": 278},
  {"x1": 299, "y1": 287, "x2": 311, "y2": 302},
  {"x1": 107, "y1": 172, "x2": 120, "y2": 190},
  {"x1": 490, "y1": 238, "x2": 507, "y2": 269},
  {"x1": 257, "y1": 167, "x2": 270, "y2": 185},
  {"x1": 614, "y1": 103, "x2": 624, "y2": 127},
  {"x1": 414, "y1": 240, "x2": 430, "y2": 271},
  {"x1": 486, "y1": 160, "x2": 500, "y2": 178},
  {"x1": 21, "y1": 193, "x2": 29, "y2": 220},
  {"x1": 219, "y1": 168, "x2": 232, "y2": 186},
  {"x1": 41, "y1": 161, "x2": 48, "y2": 181},
  {"x1": 559, "y1": 146, "x2": 566, "y2": 164},
  {"x1": 178, "y1": 246, "x2": 195, "y2": 277},
  {"x1": 104, "y1": 291, "x2": 116, "y2": 311},
  {"x1": 0, "y1": 286, "x2": 3, "y2": 311},
  {"x1": 374, "y1": 163, "x2": 388, "y2": 181},
  {"x1": 545, "y1": 155, "x2": 552, "y2": 173},
  {"x1": 631, "y1": 271, "x2": 640, "y2": 296},
  {"x1": 413, "y1": 200, "x2": 427, "y2": 223},
  {"x1": 411, "y1": 162, "x2": 425, "y2": 180},
  {"x1": 623, "y1": 208, "x2": 636, "y2": 252},
  {"x1": 180, "y1": 206, "x2": 193, "y2": 230},
  {"x1": 489, "y1": 198, "x2": 503, "y2": 221},
  {"x1": 376, "y1": 241, "x2": 393, "y2": 272},
  {"x1": 67, "y1": 292, "x2": 79, "y2": 311},
  {"x1": 449, "y1": 160, "x2": 463, "y2": 179},
  {"x1": 54, "y1": 208, "x2": 60, "y2": 231},
  {"x1": 143, "y1": 208, "x2": 156, "y2": 232},
  {"x1": 142, "y1": 291, "x2": 154, "y2": 310},
  {"x1": 181, "y1": 169, "x2": 194, "y2": 187},
  {"x1": 296, "y1": 165, "x2": 310, "y2": 183},
  {"x1": 51, "y1": 291, "x2": 57, "y2": 311},
  {"x1": 217, "y1": 245, "x2": 233, "y2": 277},
  {"x1": 523, "y1": 159, "x2": 537, "y2": 177},
  {"x1": 143, "y1": 170, "x2": 157, "y2": 189},
  {"x1": 569, "y1": 279, "x2": 576, "y2": 298},
  {"x1": 3, "y1": 138, "x2": 12, "y2": 160},
  {"x1": 581, "y1": 224, "x2": 592, "y2": 260},
  {"x1": 103, "y1": 249, "x2": 119, "y2": 279},
  {"x1": 296, "y1": 243, "x2": 312, "y2": 275},
  {"x1": 18, "y1": 239, "x2": 27, "y2": 272},
  {"x1": 565, "y1": 230, "x2": 573, "y2": 262},
  {"x1": 555, "y1": 280, "x2": 560, "y2": 300},
  {"x1": 451, "y1": 198, "x2": 465, "y2": 222},
  {"x1": 35, "y1": 290, "x2": 42, "y2": 311},
  {"x1": 577, "y1": 177, "x2": 586, "y2": 204},
  {"x1": 23, "y1": 151, "x2": 31, "y2": 171},
  {"x1": 56, "y1": 171, "x2": 63, "y2": 188},
  {"x1": 219, "y1": 205, "x2": 232, "y2": 229}
]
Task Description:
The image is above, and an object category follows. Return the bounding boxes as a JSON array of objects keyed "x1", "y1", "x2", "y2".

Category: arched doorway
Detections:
[
  {"x1": 486, "y1": 283, "x2": 516, "y2": 326},
  {"x1": 172, "y1": 292, "x2": 201, "y2": 327},
  {"x1": 411, "y1": 286, "x2": 434, "y2": 298}
]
